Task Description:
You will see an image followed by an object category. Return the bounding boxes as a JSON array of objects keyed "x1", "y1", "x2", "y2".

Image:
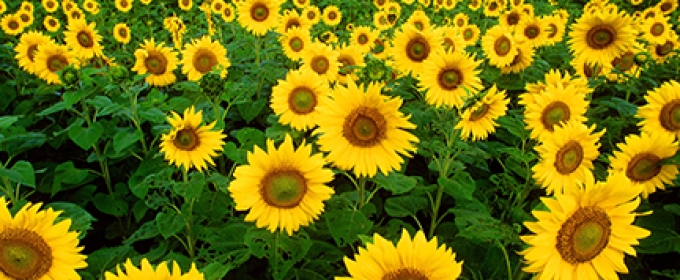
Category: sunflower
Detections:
[
  {"x1": 336, "y1": 45, "x2": 365, "y2": 85},
  {"x1": 277, "y1": 9, "x2": 309, "y2": 34},
  {"x1": 113, "y1": 23, "x2": 131, "y2": 44},
  {"x1": 14, "y1": 31, "x2": 52, "y2": 75},
  {"x1": 0, "y1": 197, "x2": 87, "y2": 279},
  {"x1": 520, "y1": 173, "x2": 650, "y2": 279},
  {"x1": 1, "y1": 14, "x2": 24, "y2": 36},
  {"x1": 337, "y1": 229, "x2": 463, "y2": 280},
  {"x1": 516, "y1": 16, "x2": 548, "y2": 48},
  {"x1": 459, "y1": 23, "x2": 481, "y2": 46},
  {"x1": 314, "y1": 80, "x2": 419, "y2": 177},
  {"x1": 373, "y1": 0, "x2": 388, "y2": 9},
  {"x1": 300, "y1": 41, "x2": 340, "y2": 82},
  {"x1": 418, "y1": 49, "x2": 483, "y2": 108},
  {"x1": 542, "y1": 14, "x2": 567, "y2": 46},
  {"x1": 500, "y1": 41, "x2": 535, "y2": 74},
  {"x1": 301, "y1": 5, "x2": 320, "y2": 25},
  {"x1": 82, "y1": 0, "x2": 99, "y2": 14},
  {"x1": 181, "y1": 36, "x2": 230, "y2": 81},
  {"x1": 42, "y1": 15, "x2": 59, "y2": 32},
  {"x1": 271, "y1": 69, "x2": 330, "y2": 131},
  {"x1": 455, "y1": 85, "x2": 509, "y2": 141},
  {"x1": 523, "y1": 83, "x2": 590, "y2": 141},
  {"x1": 237, "y1": 0, "x2": 281, "y2": 36},
  {"x1": 64, "y1": 19, "x2": 104, "y2": 60},
  {"x1": 61, "y1": 0, "x2": 76, "y2": 12},
  {"x1": 657, "y1": 0, "x2": 678, "y2": 14},
  {"x1": 220, "y1": 3, "x2": 236, "y2": 22},
  {"x1": 637, "y1": 80, "x2": 680, "y2": 140},
  {"x1": 66, "y1": 8, "x2": 84, "y2": 23},
  {"x1": 648, "y1": 33, "x2": 678, "y2": 63},
  {"x1": 405, "y1": 10, "x2": 432, "y2": 32},
  {"x1": 279, "y1": 27, "x2": 311, "y2": 61},
  {"x1": 131, "y1": 38, "x2": 179, "y2": 87},
  {"x1": 42, "y1": 0, "x2": 59, "y2": 13},
  {"x1": 483, "y1": 0, "x2": 504, "y2": 17},
  {"x1": 523, "y1": 69, "x2": 591, "y2": 105},
  {"x1": 609, "y1": 132, "x2": 679, "y2": 198},
  {"x1": 20, "y1": 1, "x2": 33, "y2": 12},
  {"x1": 607, "y1": 42, "x2": 644, "y2": 82},
  {"x1": 140, "y1": 0, "x2": 151, "y2": 5},
  {"x1": 499, "y1": 6, "x2": 526, "y2": 28},
  {"x1": 104, "y1": 258, "x2": 204, "y2": 279},
  {"x1": 228, "y1": 134, "x2": 334, "y2": 235},
  {"x1": 568, "y1": 8, "x2": 636, "y2": 68},
  {"x1": 15, "y1": 10, "x2": 33, "y2": 28},
  {"x1": 0, "y1": 1, "x2": 5, "y2": 14},
  {"x1": 532, "y1": 121, "x2": 604, "y2": 195},
  {"x1": 159, "y1": 106, "x2": 226, "y2": 172},
  {"x1": 350, "y1": 26, "x2": 378, "y2": 55},
  {"x1": 210, "y1": 0, "x2": 225, "y2": 13},
  {"x1": 452, "y1": 13, "x2": 469, "y2": 28},
  {"x1": 178, "y1": 0, "x2": 191, "y2": 10},
  {"x1": 436, "y1": 26, "x2": 466, "y2": 53},
  {"x1": 570, "y1": 54, "x2": 611, "y2": 79},
  {"x1": 292, "y1": 0, "x2": 308, "y2": 9},
  {"x1": 33, "y1": 43, "x2": 74, "y2": 84},
  {"x1": 372, "y1": 10, "x2": 393, "y2": 31},
  {"x1": 322, "y1": 5, "x2": 341, "y2": 26},
  {"x1": 390, "y1": 24, "x2": 442, "y2": 77},
  {"x1": 641, "y1": 14, "x2": 672, "y2": 45},
  {"x1": 115, "y1": 0, "x2": 133, "y2": 12},
  {"x1": 468, "y1": 0, "x2": 482, "y2": 10},
  {"x1": 481, "y1": 25, "x2": 519, "y2": 68}
]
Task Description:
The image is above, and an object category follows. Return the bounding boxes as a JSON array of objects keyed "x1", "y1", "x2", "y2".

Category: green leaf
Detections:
[
  {"x1": 373, "y1": 172, "x2": 417, "y2": 195},
  {"x1": 636, "y1": 209, "x2": 680, "y2": 254},
  {"x1": 439, "y1": 170, "x2": 476, "y2": 201},
  {"x1": 271, "y1": 232, "x2": 313, "y2": 280},
  {"x1": 594, "y1": 96, "x2": 637, "y2": 116},
  {"x1": 237, "y1": 97, "x2": 267, "y2": 123},
  {"x1": 325, "y1": 208, "x2": 373, "y2": 246},
  {"x1": 68, "y1": 121, "x2": 104, "y2": 150},
  {"x1": 155, "y1": 210, "x2": 186, "y2": 239},
  {"x1": 0, "y1": 115, "x2": 19, "y2": 129},
  {"x1": 51, "y1": 161, "x2": 90, "y2": 195},
  {"x1": 223, "y1": 141, "x2": 246, "y2": 164},
  {"x1": 173, "y1": 172, "x2": 205, "y2": 200},
  {"x1": 48, "y1": 202, "x2": 97, "y2": 238},
  {"x1": 235, "y1": 127, "x2": 266, "y2": 149},
  {"x1": 125, "y1": 220, "x2": 160, "y2": 244},
  {"x1": 86, "y1": 96, "x2": 124, "y2": 117},
  {"x1": 93, "y1": 193, "x2": 128, "y2": 217},
  {"x1": 113, "y1": 129, "x2": 142, "y2": 153},
  {"x1": 664, "y1": 204, "x2": 680, "y2": 217},
  {"x1": 384, "y1": 195, "x2": 428, "y2": 217},
  {"x1": 496, "y1": 115, "x2": 528, "y2": 140},
  {"x1": 244, "y1": 228, "x2": 273, "y2": 258},
  {"x1": 12, "y1": 160, "x2": 35, "y2": 188}
]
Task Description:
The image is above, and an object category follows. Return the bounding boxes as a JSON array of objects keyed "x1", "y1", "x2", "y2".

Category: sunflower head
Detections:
[{"x1": 104, "y1": 258, "x2": 204, "y2": 279}]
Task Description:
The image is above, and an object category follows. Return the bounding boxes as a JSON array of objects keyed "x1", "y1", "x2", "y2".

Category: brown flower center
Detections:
[
  {"x1": 173, "y1": 127, "x2": 200, "y2": 151},
  {"x1": 626, "y1": 152, "x2": 662, "y2": 182},
  {"x1": 77, "y1": 31, "x2": 94, "y2": 48},
  {"x1": 656, "y1": 41, "x2": 674, "y2": 56},
  {"x1": 310, "y1": 55, "x2": 329, "y2": 74},
  {"x1": 405, "y1": 36, "x2": 430, "y2": 62},
  {"x1": 47, "y1": 54, "x2": 68, "y2": 72},
  {"x1": 120, "y1": 0, "x2": 129, "y2": 8},
  {"x1": 27, "y1": 45, "x2": 38, "y2": 62},
  {"x1": 547, "y1": 23, "x2": 558, "y2": 38},
  {"x1": 193, "y1": 49, "x2": 217, "y2": 73},
  {"x1": 284, "y1": 19, "x2": 300, "y2": 32},
  {"x1": 118, "y1": 27, "x2": 128, "y2": 38},
  {"x1": 261, "y1": 170, "x2": 307, "y2": 208},
  {"x1": 0, "y1": 228, "x2": 53, "y2": 280},
  {"x1": 382, "y1": 268, "x2": 429, "y2": 280},
  {"x1": 659, "y1": 99, "x2": 680, "y2": 131},
  {"x1": 494, "y1": 36, "x2": 512, "y2": 56},
  {"x1": 612, "y1": 52, "x2": 635, "y2": 71},
  {"x1": 338, "y1": 56, "x2": 356, "y2": 76},
  {"x1": 144, "y1": 51, "x2": 168, "y2": 75},
  {"x1": 524, "y1": 25, "x2": 540, "y2": 39},
  {"x1": 46, "y1": 1, "x2": 55, "y2": 8},
  {"x1": 650, "y1": 22, "x2": 665, "y2": 36},
  {"x1": 289, "y1": 37, "x2": 304, "y2": 52},
  {"x1": 469, "y1": 104, "x2": 490, "y2": 121},
  {"x1": 437, "y1": 68, "x2": 462, "y2": 90},
  {"x1": 327, "y1": 11, "x2": 337, "y2": 20},
  {"x1": 357, "y1": 34, "x2": 369, "y2": 45},
  {"x1": 556, "y1": 206, "x2": 611, "y2": 264},
  {"x1": 288, "y1": 86, "x2": 317, "y2": 114},
  {"x1": 660, "y1": 2, "x2": 672, "y2": 12},
  {"x1": 540, "y1": 101, "x2": 570, "y2": 132},
  {"x1": 251, "y1": 3, "x2": 269, "y2": 22},
  {"x1": 8, "y1": 20, "x2": 20, "y2": 30},
  {"x1": 506, "y1": 13, "x2": 520, "y2": 25},
  {"x1": 180, "y1": 0, "x2": 189, "y2": 7},
  {"x1": 343, "y1": 106, "x2": 386, "y2": 147},
  {"x1": 19, "y1": 14, "x2": 30, "y2": 23},
  {"x1": 554, "y1": 140, "x2": 584, "y2": 174},
  {"x1": 47, "y1": 18, "x2": 58, "y2": 28},
  {"x1": 586, "y1": 24, "x2": 616, "y2": 50},
  {"x1": 463, "y1": 28, "x2": 474, "y2": 40}
]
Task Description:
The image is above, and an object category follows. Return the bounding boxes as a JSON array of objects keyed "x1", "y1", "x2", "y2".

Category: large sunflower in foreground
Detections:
[
  {"x1": 270, "y1": 69, "x2": 330, "y2": 131},
  {"x1": 522, "y1": 83, "x2": 590, "y2": 141},
  {"x1": 14, "y1": 31, "x2": 53, "y2": 75},
  {"x1": 608, "y1": 132, "x2": 679, "y2": 198},
  {"x1": 181, "y1": 35, "x2": 230, "y2": 81},
  {"x1": 532, "y1": 121, "x2": 604, "y2": 195},
  {"x1": 314, "y1": 80, "x2": 419, "y2": 178},
  {"x1": 0, "y1": 197, "x2": 87, "y2": 279},
  {"x1": 568, "y1": 8, "x2": 636, "y2": 68},
  {"x1": 455, "y1": 85, "x2": 509, "y2": 141},
  {"x1": 481, "y1": 24, "x2": 519, "y2": 68},
  {"x1": 390, "y1": 24, "x2": 442, "y2": 76},
  {"x1": 336, "y1": 229, "x2": 463, "y2": 280},
  {"x1": 160, "y1": 106, "x2": 226, "y2": 172},
  {"x1": 228, "y1": 134, "x2": 334, "y2": 235},
  {"x1": 237, "y1": 0, "x2": 281, "y2": 36},
  {"x1": 105, "y1": 258, "x2": 203, "y2": 279},
  {"x1": 131, "y1": 38, "x2": 179, "y2": 87},
  {"x1": 418, "y1": 49, "x2": 483, "y2": 108},
  {"x1": 637, "y1": 80, "x2": 680, "y2": 140},
  {"x1": 64, "y1": 19, "x2": 104, "y2": 59},
  {"x1": 521, "y1": 173, "x2": 650, "y2": 280},
  {"x1": 33, "y1": 42, "x2": 75, "y2": 85}
]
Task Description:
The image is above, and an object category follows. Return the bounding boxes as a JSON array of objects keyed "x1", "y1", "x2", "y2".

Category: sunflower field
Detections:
[{"x1": 2, "y1": 0, "x2": 680, "y2": 278}]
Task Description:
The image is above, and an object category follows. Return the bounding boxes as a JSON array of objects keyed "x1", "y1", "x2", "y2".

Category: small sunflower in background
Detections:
[
  {"x1": 277, "y1": 9, "x2": 310, "y2": 34},
  {"x1": 178, "y1": 0, "x2": 192, "y2": 10},
  {"x1": 481, "y1": 25, "x2": 519, "y2": 68},
  {"x1": 500, "y1": 41, "x2": 535, "y2": 74},
  {"x1": 532, "y1": 121, "x2": 604, "y2": 195},
  {"x1": 33, "y1": 42, "x2": 75, "y2": 85},
  {"x1": 16, "y1": 10, "x2": 34, "y2": 28},
  {"x1": 300, "y1": 41, "x2": 340, "y2": 83},
  {"x1": 607, "y1": 42, "x2": 644, "y2": 82},
  {"x1": 647, "y1": 33, "x2": 679, "y2": 64},
  {"x1": 459, "y1": 23, "x2": 481, "y2": 46},
  {"x1": 1, "y1": 14, "x2": 24, "y2": 36},
  {"x1": 570, "y1": 54, "x2": 612, "y2": 79},
  {"x1": 292, "y1": 0, "x2": 309, "y2": 9},
  {"x1": 452, "y1": 13, "x2": 469, "y2": 28},
  {"x1": 350, "y1": 26, "x2": 378, "y2": 55},
  {"x1": 210, "y1": 0, "x2": 225, "y2": 13},
  {"x1": 640, "y1": 13, "x2": 672, "y2": 45},
  {"x1": 131, "y1": 38, "x2": 179, "y2": 87},
  {"x1": 0, "y1": 197, "x2": 88, "y2": 279},
  {"x1": 542, "y1": 14, "x2": 567, "y2": 46},
  {"x1": 568, "y1": 8, "x2": 636, "y2": 68},
  {"x1": 608, "y1": 132, "x2": 679, "y2": 199},
  {"x1": 160, "y1": 106, "x2": 226, "y2": 172},
  {"x1": 41, "y1": 0, "x2": 59, "y2": 13},
  {"x1": 104, "y1": 258, "x2": 204, "y2": 279},
  {"x1": 499, "y1": 5, "x2": 526, "y2": 28},
  {"x1": 237, "y1": 0, "x2": 281, "y2": 36},
  {"x1": 228, "y1": 135, "x2": 335, "y2": 236},
  {"x1": 336, "y1": 44, "x2": 365, "y2": 85},
  {"x1": 455, "y1": 85, "x2": 509, "y2": 141},
  {"x1": 64, "y1": 19, "x2": 104, "y2": 60},
  {"x1": 113, "y1": 23, "x2": 131, "y2": 44},
  {"x1": 515, "y1": 16, "x2": 548, "y2": 48},
  {"x1": 418, "y1": 49, "x2": 483, "y2": 108},
  {"x1": 520, "y1": 173, "x2": 650, "y2": 279},
  {"x1": 337, "y1": 229, "x2": 463, "y2": 279},
  {"x1": 483, "y1": 0, "x2": 504, "y2": 17},
  {"x1": 521, "y1": 83, "x2": 589, "y2": 141},
  {"x1": 637, "y1": 80, "x2": 680, "y2": 140},
  {"x1": 220, "y1": 3, "x2": 236, "y2": 22},
  {"x1": 391, "y1": 24, "x2": 442, "y2": 77},
  {"x1": 115, "y1": 0, "x2": 133, "y2": 12},
  {"x1": 301, "y1": 5, "x2": 320, "y2": 25},
  {"x1": 657, "y1": 0, "x2": 678, "y2": 14},
  {"x1": 322, "y1": 5, "x2": 342, "y2": 26},
  {"x1": 435, "y1": 26, "x2": 466, "y2": 53},
  {"x1": 314, "y1": 80, "x2": 419, "y2": 178},
  {"x1": 181, "y1": 35, "x2": 230, "y2": 81},
  {"x1": 279, "y1": 27, "x2": 311, "y2": 61},
  {"x1": 62, "y1": 0, "x2": 76, "y2": 12},
  {"x1": 405, "y1": 10, "x2": 432, "y2": 32},
  {"x1": 14, "y1": 31, "x2": 53, "y2": 75},
  {"x1": 82, "y1": 0, "x2": 100, "y2": 14},
  {"x1": 66, "y1": 8, "x2": 85, "y2": 23},
  {"x1": 271, "y1": 69, "x2": 330, "y2": 131}
]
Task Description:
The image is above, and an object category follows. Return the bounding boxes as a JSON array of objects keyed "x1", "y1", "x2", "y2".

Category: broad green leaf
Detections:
[
  {"x1": 223, "y1": 141, "x2": 246, "y2": 164},
  {"x1": 373, "y1": 172, "x2": 417, "y2": 195},
  {"x1": 68, "y1": 121, "x2": 104, "y2": 150},
  {"x1": 271, "y1": 233, "x2": 313, "y2": 280},
  {"x1": 125, "y1": 220, "x2": 160, "y2": 244},
  {"x1": 155, "y1": 210, "x2": 186, "y2": 239},
  {"x1": 237, "y1": 97, "x2": 267, "y2": 123},
  {"x1": 325, "y1": 208, "x2": 373, "y2": 246},
  {"x1": 51, "y1": 161, "x2": 90, "y2": 195},
  {"x1": 439, "y1": 171, "x2": 476, "y2": 201},
  {"x1": 113, "y1": 129, "x2": 142, "y2": 153},
  {"x1": 93, "y1": 193, "x2": 128, "y2": 217},
  {"x1": 0, "y1": 115, "x2": 19, "y2": 129},
  {"x1": 48, "y1": 202, "x2": 97, "y2": 238},
  {"x1": 636, "y1": 209, "x2": 680, "y2": 254},
  {"x1": 384, "y1": 195, "x2": 428, "y2": 217},
  {"x1": 244, "y1": 228, "x2": 274, "y2": 258}
]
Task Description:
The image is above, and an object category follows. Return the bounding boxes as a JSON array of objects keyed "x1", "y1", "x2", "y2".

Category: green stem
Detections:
[
  {"x1": 428, "y1": 183, "x2": 445, "y2": 238},
  {"x1": 497, "y1": 240, "x2": 513, "y2": 280},
  {"x1": 357, "y1": 176, "x2": 367, "y2": 208},
  {"x1": 182, "y1": 168, "x2": 196, "y2": 259}
]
